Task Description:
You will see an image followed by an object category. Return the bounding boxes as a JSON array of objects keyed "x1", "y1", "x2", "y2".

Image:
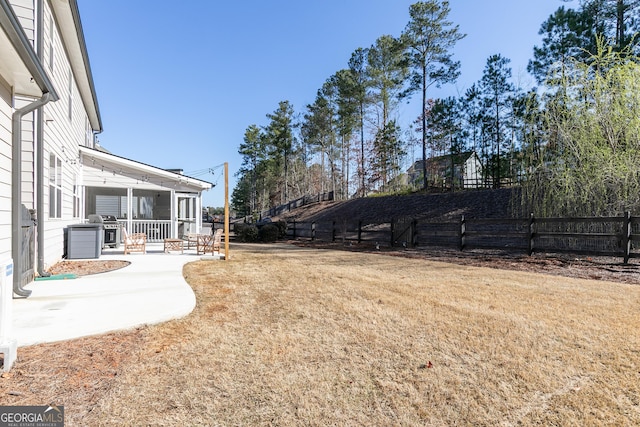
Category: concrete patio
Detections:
[{"x1": 11, "y1": 243, "x2": 222, "y2": 347}]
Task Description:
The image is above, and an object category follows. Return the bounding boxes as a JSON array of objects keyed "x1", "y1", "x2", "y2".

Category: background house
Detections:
[{"x1": 408, "y1": 151, "x2": 484, "y2": 191}]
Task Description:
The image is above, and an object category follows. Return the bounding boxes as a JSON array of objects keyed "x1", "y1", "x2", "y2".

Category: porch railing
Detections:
[{"x1": 119, "y1": 220, "x2": 171, "y2": 243}]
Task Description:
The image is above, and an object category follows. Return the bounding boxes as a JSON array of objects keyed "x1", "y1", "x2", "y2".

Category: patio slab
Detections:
[{"x1": 11, "y1": 243, "x2": 204, "y2": 347}]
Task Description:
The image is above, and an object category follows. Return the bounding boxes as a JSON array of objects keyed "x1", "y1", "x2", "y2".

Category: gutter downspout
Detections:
[
  {"x1": 35, "y1": 0, "x2": 49, "y2": 278},
  {"x1": 35, "y1": 111, "x2": 49, "y2": 278},
  {"x1": 12, "y1": 93, "x2": 54, "y2": 297}
]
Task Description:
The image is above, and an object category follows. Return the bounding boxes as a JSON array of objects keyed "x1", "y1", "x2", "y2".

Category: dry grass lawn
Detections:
[{"x1": 74, "y1": 243, "x2": 639, "y2": 426}]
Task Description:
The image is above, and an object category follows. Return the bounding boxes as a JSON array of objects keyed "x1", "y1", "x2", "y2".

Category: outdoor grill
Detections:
[{"x1": 89, "y1": 214, "x2": 122, "y2": 248}]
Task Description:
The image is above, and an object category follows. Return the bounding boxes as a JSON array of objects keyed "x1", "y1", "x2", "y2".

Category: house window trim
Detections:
[
  {"x1": 73, "y1": 182, "x2": 81, "y2": 219},
  {"x1": 49, "y1": 153, "x2": 63, "y2": 219}
]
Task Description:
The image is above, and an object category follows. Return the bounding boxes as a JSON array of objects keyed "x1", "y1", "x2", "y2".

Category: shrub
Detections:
[
  {"x1": 274, "y1": 220, "x2": 288, "y2": 238},
  {"x1": 259, "y1": 223, "x2": 280, "y2": 242},
  {"x1": 236, "y1": 223, "x2": 259, "y2": 242}
]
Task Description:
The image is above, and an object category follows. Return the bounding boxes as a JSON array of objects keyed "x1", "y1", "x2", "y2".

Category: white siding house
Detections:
[
  {"x1": 2, "y1": 0, "x2": 212, "y2": 290},
  {"x1": 1, "y1": 0, "x2": 58, "y2": 297},
  {"x1": 2, "y1": 0, "x2": 101, "y2": 293},
  {"x1": 1, "y1": 0, "x2": 211, "y2": 370},
  {"x1": 0, "y1": 0, "x2": 58, "y2": 370}
]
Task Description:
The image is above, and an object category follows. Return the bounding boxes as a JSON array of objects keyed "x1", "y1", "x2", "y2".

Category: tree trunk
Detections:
[{"x1": 422, "y1": 64, "x2": 428, "y2": 191}]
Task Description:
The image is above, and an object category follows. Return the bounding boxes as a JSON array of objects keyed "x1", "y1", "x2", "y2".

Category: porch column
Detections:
[
  {"x1": 170, "y1": 189, "x2": 176, "y2": 238},
  {"x1": 126, "y1": 187, "x2": 133, "y2": 232},
  {"x1": 196, "y1": 193, "x2": 202, "y2": 233}
]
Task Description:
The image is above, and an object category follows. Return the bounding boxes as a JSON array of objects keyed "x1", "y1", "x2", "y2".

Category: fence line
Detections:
[
  {"x1": 286, "y1": 212, "x2": 640, "y2": 263},
  {"x1": 241, "y1": 192, "x2": 334, "y2": 223}
]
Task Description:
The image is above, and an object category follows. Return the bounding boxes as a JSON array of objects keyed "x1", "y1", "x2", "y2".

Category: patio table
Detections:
[{"x1": 164, "y1": 238, "x2": 184, "y2": 254}]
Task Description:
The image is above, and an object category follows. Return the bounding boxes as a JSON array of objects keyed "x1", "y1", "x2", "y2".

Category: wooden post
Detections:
[
  {"x1": 459, "y1": 215, "x2": 466, "y2": 251},
  {"x1": 527, "y1": 213, "x2": 535, "y2": 256},
  {"x1": 357, "y1": 220, "x2": 362, "y2": 243},
  {"x1": 332, "y1": 221, "x2": 336, "y2": 242},
  {"x1": 224, "y1": 162, "x2": 230, "y2": 260},
  {"x1": 623, "y1": 211, "x2": 631, "y2": 264},
  {"x1": 311, "y1": 222, "x2": 316, "y2": 241},
  {"x1": 412, "y1": 219, "x2": 418, "y2": 247},
  {"x1": 390, "y1": 219, "x2": 395, "y2": 247},
  {"x1": 292, "y1": 220, "x2": 296, "y2": 239}
]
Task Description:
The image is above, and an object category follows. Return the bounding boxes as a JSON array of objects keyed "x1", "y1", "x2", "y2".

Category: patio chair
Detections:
[
  {"x1": 183, "y1": 232, "x2": 198, "y2": 249},
  {"x1": 197, "y1": 229, "x2": 223, "y2": 255},
  {"x1": 122, "y1": 228, "x2": 147, "y2": 254},
  {"x1": 212, "y1": 228, "x2": 223, "y2": 252}
]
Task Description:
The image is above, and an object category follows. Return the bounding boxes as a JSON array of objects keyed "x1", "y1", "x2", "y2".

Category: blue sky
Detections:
[{"x1": 76, "y1": 0, "x2": 564, "y2": 207}]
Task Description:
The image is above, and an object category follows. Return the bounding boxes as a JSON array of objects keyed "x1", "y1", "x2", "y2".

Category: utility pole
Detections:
[{"x1": 224, "y1": 162, "x2": 230, "y2": 260}]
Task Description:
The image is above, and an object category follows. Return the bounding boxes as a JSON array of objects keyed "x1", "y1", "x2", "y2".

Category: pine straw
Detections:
[{"x1": 3, "y1": 243, "x2": 640, "y2": 425}]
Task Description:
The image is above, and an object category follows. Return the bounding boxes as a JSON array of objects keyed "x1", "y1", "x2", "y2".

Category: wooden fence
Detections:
[
  {"x1": 286, "y1": 212, "x2": 640, "y2": 263},
  {"x1": 243, "y1": 192, "x2": 334, "y2": 223}
]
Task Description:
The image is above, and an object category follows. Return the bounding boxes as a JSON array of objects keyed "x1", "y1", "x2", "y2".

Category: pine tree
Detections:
[
  {"x1": 480, "y1": 54, "x2": 516, "y2": 188},
  {"x1": 348, "y1": 48, "x2": 371, "y2": 197},
  {"x1": 401, "y1": 0, "x2": 465, "y2": 191}
]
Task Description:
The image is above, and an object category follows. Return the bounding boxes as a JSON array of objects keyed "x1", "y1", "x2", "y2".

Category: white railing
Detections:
[{"x1": 119, "y1": 220, "x2": 171, "y2": 243}]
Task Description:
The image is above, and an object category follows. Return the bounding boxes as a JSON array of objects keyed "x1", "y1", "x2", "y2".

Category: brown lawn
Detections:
[{"x1": 2, "y1": 243, "x2": 640, "y2": 426}]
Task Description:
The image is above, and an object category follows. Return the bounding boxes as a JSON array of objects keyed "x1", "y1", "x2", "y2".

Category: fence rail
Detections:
[
  {"x1": 286, "y1": 212, "x2": 640, "y2": 263},
  {"x1": 248, "y1": 192, "x2": 334, "y2": 222}
]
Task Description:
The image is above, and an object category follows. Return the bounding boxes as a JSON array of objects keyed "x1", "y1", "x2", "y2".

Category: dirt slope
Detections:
[{"x1": 277, "y1": 188, "x2": 520, "y2": 223}]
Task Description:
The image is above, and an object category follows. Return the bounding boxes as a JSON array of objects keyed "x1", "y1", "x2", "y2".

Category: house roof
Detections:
[
  {"x1": 0, "y1": 0, "x2": 58, "y2": 99},
  {"x1": 79, "y1": 146, "x2": 213, "y2": 191},
  {"x1": 50, "y1": 0, "x2": 102, "y2": 132}
]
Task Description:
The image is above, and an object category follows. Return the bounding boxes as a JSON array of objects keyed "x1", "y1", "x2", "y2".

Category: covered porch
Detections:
[{"x1": 79, "y1": 146, "x2": 213, "y2": 242}]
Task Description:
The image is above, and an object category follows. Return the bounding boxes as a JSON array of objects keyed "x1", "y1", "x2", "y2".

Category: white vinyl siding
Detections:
[
  {"x1": 0, "y1": 77, "x2": 12, "y2": 260},
  {"x1": 67, "y1": 70, "x2": 73, "y2": 121},
  {"x1": 48, "y1": 14, "x2": 54, "y2": 71},
  {"x1": 37, "y1": 1, "x2": 97, "y2": 266},
  {"x1": 8, "y1": 0, "x2": 35, "y2": 43},
  {"x1": 14, "y1": 97, "x2": 36, "y2": 208}
]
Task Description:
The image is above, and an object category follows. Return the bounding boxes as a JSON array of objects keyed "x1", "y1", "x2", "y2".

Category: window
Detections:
[
  {"x1": 73, "y1": 184, "x2": 81, "y2": 218},
  {"x1": 85, "y1": 117, "x2": 92, "y2": 147},
  {"x1": 49, "y1": 154, "x2": 62, "y2": 218}
]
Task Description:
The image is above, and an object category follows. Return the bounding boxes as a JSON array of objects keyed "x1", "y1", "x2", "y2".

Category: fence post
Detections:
[
  {"x1": 332, "y1": 221, "x2": 336, "y2": 242},
  {"x1": 390, "y1": 219, "x2": 395, "y2": 247},
  {"x1": 358, "y1": 220, "x2": 362, "y2": 243},
  {"x1": 527, "y1": 213, "x2": 535, "y2": 256},
  {"x1": 311, "y1": 222, "x2": 316, "y2": 241},
  {"x1": 623, "y1": 211, "x2": 631, "y2": 264},
  {"x1": 459, "y1": 215, "x2": 466, "y2": 251},
  {"x1": 292, "y1": 220, "x2": 296, "y2": 239},
  {"x1": 412, "y1": 219, "x2": 418, "y2": 247}
]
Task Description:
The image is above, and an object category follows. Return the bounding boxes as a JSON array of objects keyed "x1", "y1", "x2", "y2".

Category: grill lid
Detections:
[{"x1": 88, "y1": 214, "x2": 103, "y2": 223}]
